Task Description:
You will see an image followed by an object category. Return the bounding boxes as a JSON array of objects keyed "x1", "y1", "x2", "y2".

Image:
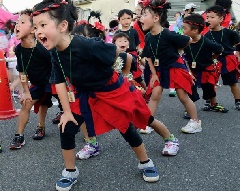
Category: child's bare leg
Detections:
[
  {"x1": 38, "y1": 105, "x2": 48, "y2": 127},
  {"x1": 230, "y1": 83, "x2": 240, "y2": 99},
  {"x1": 147, "y1": 86, "x2": 163, "y2": 115},
  {"x1": 132, "y1": 143, "x2": 148, "y2": 162},
  {"x1": 176, "y1": 88, "x2": 198, "y2": 120},
  {"x1": 149, "y1": 118, "x2": 170, "y2": 138},
  {"x1": 17, "y1": 100, "x2": 36, "y2": 134},
  {"x1": 80, "y1": 122, "x2": 89, "y2": 141},
  {"x1": 62, "y1": 149, "x2": 76, "y2": 169}
]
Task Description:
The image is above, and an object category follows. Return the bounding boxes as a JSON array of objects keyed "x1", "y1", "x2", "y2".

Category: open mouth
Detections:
[
  {"x1": 120, "y1": 46, "x2": 126, "y2": 49},
  {"x1": 16, "y1": 29, "x2": 20, "y2": 34},
  {"x1": 39, "y1": 37, "x2": 47, "y2": 44}
]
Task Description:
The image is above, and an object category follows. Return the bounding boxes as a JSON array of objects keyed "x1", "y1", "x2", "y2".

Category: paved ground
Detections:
[{"x1": 0, "y1": 83, "x2": 239, "y2": 191}]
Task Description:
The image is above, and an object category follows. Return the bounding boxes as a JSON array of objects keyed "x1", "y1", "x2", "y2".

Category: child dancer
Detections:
[
  {"x1": 205, "y1": 5, "x2": 240, "y2": 110},
  {"x1": 117, "y1": 9, "x2": 147, "y2": 90},
  {"x1": 32, "y1": 0, "x2": 179, "y2": 190},
  {"x1": 71, "y1": 17, "x2": 105, "y2": 160},
  {"x1": 201, "y1": 0, "x2": 232, "y2": 35},
  {"x1": 141, "y1": 0, "x2": 202, "y2": 134},
  {"x1": 182, "y1": 13, "x2": 228, "y2": 113},
  {"x1": 9, "y1": 9, "x2": 52, "y2": 149}
]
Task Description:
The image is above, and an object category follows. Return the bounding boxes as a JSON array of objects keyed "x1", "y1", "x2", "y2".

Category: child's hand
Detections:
[
  {"x1": 150, "y1": 74, "x2": 159, "y2": 88},
  {"x1": 58, "y1": 112, "x2": 78, "y2": 133},
  {"x1": 20, "y1": 92, "x2": 32, "y2": 106}
]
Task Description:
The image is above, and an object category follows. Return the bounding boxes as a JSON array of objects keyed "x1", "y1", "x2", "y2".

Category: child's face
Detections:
[
  {"x1": 183, "y1": 23, "x2": 198, "y2": 38},
  {"x1": 135, "y1": 5, "x2": 142, "y2": 19},
  {"x1": 174, "y1": 13, "x2": 180, "y2": 21},
  {"x1": 114, "y1": 37, "x2": 129, "y2": 52},
  {"x1": 14, "y1": 14, "x2": 33, "y2": 40},
  {"x1": 119, "y1": 13, "x2": 132, "y2": 28},
  {"x1": 33, "y1": 12, "x2": 63, "y2": 50},
  {"x1": 206, "y1": 12, "x2": 223, "y2": 30},
  {"x1": 140, "y1": 9, "x2": 155, "y2": 31}
]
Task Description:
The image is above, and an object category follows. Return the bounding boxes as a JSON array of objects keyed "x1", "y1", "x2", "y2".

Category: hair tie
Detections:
[
  {"x1": 183, "y1": 20, "x2": 205, "y2": 27},
  {"x1": 32, "y1": 1, "x2": 67, "y2": 16}
]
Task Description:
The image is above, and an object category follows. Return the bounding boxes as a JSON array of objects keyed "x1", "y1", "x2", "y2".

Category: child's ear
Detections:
[
  {"x1": 59, "y1": 20, "x2": 69, "y2": 33},
  {"x1": 30, "y1": 26, "x2": 35, "y2": 34},
  {"x1": 153, "y1": 14, "x2": 160, "y2": 23},
  {"x1": 219, "y1": 16, "x2": 224, "y2": 23}
]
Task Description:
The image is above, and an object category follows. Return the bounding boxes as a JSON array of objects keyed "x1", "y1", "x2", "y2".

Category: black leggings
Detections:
[{"x1": 60, "y1": 115, "x2": 154, "y2": 150}]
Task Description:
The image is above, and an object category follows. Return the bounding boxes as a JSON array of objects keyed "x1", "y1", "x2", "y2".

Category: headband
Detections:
[
  {"x1": 140, "y1": 0, "x2": 168, "y2": 10},
  {"x1": 183, "y1": 20, "x2": 205, "y2": 27},
  {"x1": 32, "y1": 0, "x2": 68, "y2": 17}
]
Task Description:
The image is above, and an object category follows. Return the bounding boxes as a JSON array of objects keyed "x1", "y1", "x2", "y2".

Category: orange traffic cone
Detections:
[{"x1": 0, "y1": 50, "x2": 18, "y2": 120}]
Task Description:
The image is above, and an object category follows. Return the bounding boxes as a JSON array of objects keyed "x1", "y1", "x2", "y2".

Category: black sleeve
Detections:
[
  {"x1": 15, "y1": 44, "x2": 23, "y2": 72},
  {"x1": 168, "y1": 31, "x2": 190, "y2": 48},
  {"x1": 131, "y1": 56, "x2": 137, "y2": 72},
  {"x1": 141, "y1": 33, "x2": 150, "y2": 58},
  {"x1": 91, "y1": 38, "x2": 117, "y2": 67},
  {"x1": 50, "y1": 51, "x2": 65, "y2": 84},
  {"x1": 205, "y1": 37, "x2": 223, "y2": 55},
  {"x1": 228, "y1": 29, "x2": 240, "y2": 46},
  {"x1": 133, "y1": 29, "x2": 140, "y2": 46}
]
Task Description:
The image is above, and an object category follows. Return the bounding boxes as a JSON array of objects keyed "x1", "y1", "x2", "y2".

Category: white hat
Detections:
[{"x1": 183, "y1": 3, "x2": 197, "y2": 11}]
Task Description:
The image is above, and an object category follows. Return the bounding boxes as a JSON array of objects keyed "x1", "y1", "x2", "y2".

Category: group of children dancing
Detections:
[{"x1": 1, "y1": 0, "x2": 239, "y2": 190}]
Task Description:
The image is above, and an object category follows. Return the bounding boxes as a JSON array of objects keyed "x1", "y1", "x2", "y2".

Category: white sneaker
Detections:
[
  {"x1": 76, "y1": 143, "x2": 100, "y2": 160},
  {"x1": 181, "y1": 119, "x2": 202, "y2": 134},
  {"x1": 140, "y1": 126, "x2": 154, "y2": 134},
  {"x1": 162, "y1": 137, "x2": 179, "y2": 156}
]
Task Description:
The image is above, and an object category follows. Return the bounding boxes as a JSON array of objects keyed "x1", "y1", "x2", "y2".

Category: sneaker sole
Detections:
[
  {"x1": 32, "y1": 135, "x2": 45, "y2": 140},
  {"x1": 76, "y1": 151, "x2": 100, "y2": 160},
  {"x1": 56, "y1": 179, "x2": 77, "y2": 191},
  {"x1": 139, "y1": 129, "x2": 154, "y2": 134},
  {"x1": 162, "y1": 151, "x2": 178, "y2": 156},
  {"x1": 181, "y1": 129, "x2": 202, "y2": 134},
  {"x1": 143, "y1": 175, "x2": 159, "y2": 182}
]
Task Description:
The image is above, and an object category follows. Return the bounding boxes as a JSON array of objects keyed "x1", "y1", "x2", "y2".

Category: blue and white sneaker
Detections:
[
  {"x1": 56, "y1": 167, "x2": 79, "y2": 191},
  {"x1": 138, "y1": 159, "x2": 159, "y2": 182}
]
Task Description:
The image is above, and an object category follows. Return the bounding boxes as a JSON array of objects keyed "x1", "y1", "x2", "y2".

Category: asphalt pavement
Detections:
[{"x1": 0, "y1": 83, "x2": 239, "y2": 191}]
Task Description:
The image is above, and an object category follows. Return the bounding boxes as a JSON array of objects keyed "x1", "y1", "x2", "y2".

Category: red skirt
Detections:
[
  {"x1": 200, "y1": 64, "x2": 221, "y2": 85},
  {"x1": 88, "y1": 73, "x2": 151, "y2": 135},
  {"x1": 145, "y1": 64, "x2": 193, "y2": 102}
]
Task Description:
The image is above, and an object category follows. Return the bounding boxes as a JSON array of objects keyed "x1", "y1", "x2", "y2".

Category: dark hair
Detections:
[
  {"x1": 174, "y1": 12, "x2": 181, "y2": 17},
  {"x1": 183, "y1": 14, "x2": 205, "y2": 33},
  {"x1": 88, "y1": 11, "x2": 102, "y2": 24},
  {"x1": 215, "y1": 0, "x2": 232, "y2": 12},
  {"x1": 71, "y1": 24, "x2": 92, "y2": 36},
  {"x1": 162, "y1": 20, "x2": 169, "y2": 28},
  {"x1": 143, "y1": 0, "x2": 171, "y2": 26},
  {"x1": 72, "y1": 22, "x2": 106, "y2": 40},
  {"x1": 4, "y1": 19, "x2": 16, "y2": 34},
  {"x1": 109, "y1": 20, "x2": 119, "y2": 29},
  {"x1": 206, "y1": 5, "x2": 226, "y2": 18},
  {"x1": 32, "y1": 0, "x2": 78, "y2": 32},
  {"x1": 20, "y1": 9, "x2": 33, "y2": 25},
  {"x1": 112, "y1": 32, "x2": 130, "y2": 43},
  {"x1": 118, "y1": 9, "x2": 133, "y2": 19}
]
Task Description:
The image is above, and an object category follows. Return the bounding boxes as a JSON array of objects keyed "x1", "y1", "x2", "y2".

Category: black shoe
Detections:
[
  {"x1": 183, "y1": 111, "x2": 191, "y2": 119},
  {"x1": 0, "y1": 144, "x2": 2, "y2": 153},
  {"x1": 235, "y1": 101, "x2": 240, "y2": 111},
  {"x1": 32, "y1": 127, "x2": 45, "y2": 140},
  {"x1": 211, "y1": 103, "x2": 229, "y2": 113},
  {"x1": 52, "y1": 112, "x2": 63, "y2": 124},
  {"x1": 10, "y1": 135, "x2": 25, "y2": 150},
  {"x1": 202, "y1": 103, "x2": 211, "y2": 111}
]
